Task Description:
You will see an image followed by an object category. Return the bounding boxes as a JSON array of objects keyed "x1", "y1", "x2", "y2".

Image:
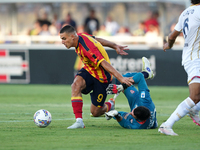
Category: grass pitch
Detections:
[{"x1": 0, "y1": 84, "x2": 200, "y2": 150}]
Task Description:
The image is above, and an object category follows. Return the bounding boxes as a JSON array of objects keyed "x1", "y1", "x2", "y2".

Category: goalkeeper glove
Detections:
[{"x1": 106, "y1": 83, "x2": 128, "y2": 94}]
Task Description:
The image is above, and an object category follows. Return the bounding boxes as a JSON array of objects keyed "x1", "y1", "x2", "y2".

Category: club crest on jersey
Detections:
[{"x1": 130, "y1": 90, "x2": 135, "y2": 94}]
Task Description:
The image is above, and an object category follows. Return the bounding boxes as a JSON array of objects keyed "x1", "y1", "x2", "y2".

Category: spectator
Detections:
[
  {"x1": 132, "y1": 21, "x2": 146, "y2": 36},
  {"x1": 38, "y1": 12, "x2": 51, "y2": 27},
  {"x1": 96, "y1": 25, "x2": 111, "y2": 36},
  {"x1": 38, "y1": 23, "x2": 51, "y2": 44},
  {"x1": 115, "y1": 26, "x2": 132, "y2": 37},
  {"x1": 144, "y1": 11, "x2": 159, "y2": 32},
  {"x1": 77, "y1": 25, "x2": 88, "y2": 35},
  {"x1": 105, "y1": 16, "x2": 119, "y2": 35},
  {"x1": 145, "y1": 24, "x2": 159, "y2": 46},
  {"x1": 51, "y1": 14, "x2": 61, "y2": 34},
  {"x1": 61, "y1": 13, "x2": 77, "y2": 30},
  {"x1": 49, "y1": 23, "x2": 58, "y2": 35},
  {"x1": 28, "y1": 19, "x2": 42, "y2": 35},
  {"x1": 84, "y1": 9, "x2": 100, "y2": 35},
  {"x1": 39, "y1": 24, "x2": 51, "y2": 36}
]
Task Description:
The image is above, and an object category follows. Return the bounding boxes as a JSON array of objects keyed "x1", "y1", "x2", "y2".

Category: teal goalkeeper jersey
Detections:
[{"x1": 115, "y1": 72, "x2": 157, "y2": 129}]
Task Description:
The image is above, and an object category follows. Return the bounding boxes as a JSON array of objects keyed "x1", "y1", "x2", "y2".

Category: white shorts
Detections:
[{"x1": 184, "y1": 59, "x2": 200, "y2": 85}]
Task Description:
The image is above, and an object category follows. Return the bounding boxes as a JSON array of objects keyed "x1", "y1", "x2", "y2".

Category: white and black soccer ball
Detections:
[{"x1": 33, "y1": 109, "x2": 52, "y2": 128}]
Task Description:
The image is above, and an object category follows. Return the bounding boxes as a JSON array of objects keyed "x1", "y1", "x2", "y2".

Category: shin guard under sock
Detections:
[{"x1": 71, "y1": 97, "x2": 83, "y2": 119}]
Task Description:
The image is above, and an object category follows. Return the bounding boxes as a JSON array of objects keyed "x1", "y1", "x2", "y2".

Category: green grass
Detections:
[{"x1": 0, "y1": 84, "x2": 200, "y2": 150}]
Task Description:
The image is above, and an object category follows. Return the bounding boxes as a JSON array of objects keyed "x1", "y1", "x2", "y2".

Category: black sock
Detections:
[
  {"x1": 141, "y1": 71, "x2": 149, "y2": 79},
  {"x1": 114, "y1": 113, "x2": 121, "y2": 119}
]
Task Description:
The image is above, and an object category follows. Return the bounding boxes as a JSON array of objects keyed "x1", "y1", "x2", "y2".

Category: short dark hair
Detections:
[
  {"x1": 134, "y1": 106, "x2": 150, "y2": 121},
  {"x1": 191, "y1": 0, "x2": 200, "y2": 4},
  {"x1": 60, "y1": 25, "x2": 76, "y2": 34}
]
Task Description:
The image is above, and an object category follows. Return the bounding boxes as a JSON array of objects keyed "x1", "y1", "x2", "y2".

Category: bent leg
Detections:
[
  {"x1": 123, "y1": 72, "x2": 148, "y2": 110},
  {"x1": 124, "y1": 86, "x2": 140, "y2": 110},
  {"x1": 133, "y1": 72, "x2": 148, "y2": 91},
  {"x1": 121, "y1": 72, "x2": 148, "y2": 91},
  {"x1": 90, "y1": 103, "x2": 108, "y2": 117},
  {"x1": 90, "y1": 79, "x2": 113, "y2": 117}
]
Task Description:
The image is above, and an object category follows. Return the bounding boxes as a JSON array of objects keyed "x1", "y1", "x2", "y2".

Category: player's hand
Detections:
[
  {"x1": 163, "y1": 42, "x2": 171, "y2": 52},
  {"x1": 106, "y1": 84, "x2": 124, "y2": 94},
  {"x1": 115, "y1": 45, "x2": 129, "y2": 55},
  {"x1": 121, "y1": 77, "x2": 134, "y2": 87}
]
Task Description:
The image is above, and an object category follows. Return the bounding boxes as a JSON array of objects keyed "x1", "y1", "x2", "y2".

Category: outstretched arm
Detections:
[
  {"x1": 114, "y1": 112, "x2": 139, "y2": 129},
  {"x1": 100, "y1": 60, "x2": 133, "y2": 86},
  {"x1": 163, "y1": 29, "x2": 181, "y2": 52},
  {"x1": 95, "y1": 37, "x2": 129, "y2": 55}
]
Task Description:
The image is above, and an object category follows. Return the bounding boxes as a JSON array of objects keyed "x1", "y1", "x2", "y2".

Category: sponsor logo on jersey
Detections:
[{"x1": 141, "y1": 91, "x2": 145, "y2": 98}]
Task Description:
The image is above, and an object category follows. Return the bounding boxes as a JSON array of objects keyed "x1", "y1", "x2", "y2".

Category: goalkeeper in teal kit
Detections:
[{"x1": 105, "y1": 57, "x2": 158, "y2": 129}]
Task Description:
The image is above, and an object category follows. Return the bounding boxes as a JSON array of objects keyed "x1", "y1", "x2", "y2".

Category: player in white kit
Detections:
[{"x1": 158, "y1": 0, "x2": 200, "y2": 136}]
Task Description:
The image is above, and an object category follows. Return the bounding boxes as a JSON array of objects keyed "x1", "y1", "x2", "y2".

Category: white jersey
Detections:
[{"x1": 174, "y1": 5, "x2": 200, "y2": 65}]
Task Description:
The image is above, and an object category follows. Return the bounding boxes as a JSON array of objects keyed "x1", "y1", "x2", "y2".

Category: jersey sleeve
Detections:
[
  {"x1": 117, "y1": 112, "x2": 141, "y2": 129},
  {"x1": 174, "y1": 12, "x2": 183, "y2": 32},
  {"x1": 79, "y1": 35, "x2": 105, "y2": 67},
  {"x1": 118, "y1": 118, "x2": 140, "y2": 129}
]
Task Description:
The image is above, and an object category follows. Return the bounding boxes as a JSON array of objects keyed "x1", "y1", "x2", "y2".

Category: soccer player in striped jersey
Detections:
[
  {"x1": 60, "y1": 25, "x2": 134, "y2": 129},
  {"x1": 158, "y1": 0, "x2": 200, "y2": 135}
]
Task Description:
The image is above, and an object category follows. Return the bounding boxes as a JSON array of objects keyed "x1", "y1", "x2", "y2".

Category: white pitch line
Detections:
[
  {"x1": 0, "y1": 113, "x2": 172, "y2": 123},
  {"x1": 0, "y1": 117, "x2": 104, "y2": 123},
  {"x1": 0, "y1": 118, "x2": 74, "y2": 123},
  {"x1": 0, "y1": 103, "x2": 180, "y2": 109},
  {"x1": 0, "y1": 103, "x2": 129, "y2": 108}
]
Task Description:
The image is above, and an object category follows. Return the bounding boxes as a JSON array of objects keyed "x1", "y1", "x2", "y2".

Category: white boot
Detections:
[{"x1": 67, "y1": 118, "x2": 85, "y2": 129}]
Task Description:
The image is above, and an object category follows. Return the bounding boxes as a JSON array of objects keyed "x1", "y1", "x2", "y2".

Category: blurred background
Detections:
[{"x1": 0, "y1": 0, "x2": 190, "y2": 86}]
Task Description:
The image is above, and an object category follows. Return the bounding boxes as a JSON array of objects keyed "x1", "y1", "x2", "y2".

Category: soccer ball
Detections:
[{"x1": 33, "y1": 109, "x2": 52, "y2": 128}]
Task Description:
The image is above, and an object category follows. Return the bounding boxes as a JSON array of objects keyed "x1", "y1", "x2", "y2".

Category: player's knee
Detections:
[
  {"x1": 91, "y1": 112, "x2": 99, "y2": 117},
  {"x1": 90, "y1": 109, "x2": 101, "y2": 117},
  {"x1": 190, "y1": 89, "x2": 200, "y2": 104},
  {"x1": 138, "y1": 72, "x2": 143, "y2": 77},
  {"x1": 190, "y1": 95, "x2": 200, "y2": 104},
  {"x1": 71, "y1": 82, "x2": 77, "y2": 90},
  {"x1": 71, "y1": 78, "x2": 82, "y2": 88},
  {"x1": 71, "y1": 81, "x2": 82, "y2": 92},
  {"x1": 71, "y1": 76, "x2": 86, "y2": 91},
  {"x1": 136, "y1": 72, "x2": 143, "y2": 80}
]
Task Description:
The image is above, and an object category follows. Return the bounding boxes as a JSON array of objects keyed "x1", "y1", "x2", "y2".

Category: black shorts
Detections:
[{"x1": 76, "y1": 68, "x2": 111, "y2": 107}]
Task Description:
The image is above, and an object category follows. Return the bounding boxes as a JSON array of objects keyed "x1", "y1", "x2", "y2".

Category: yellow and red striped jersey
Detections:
[{"x1": 75, "y1": 33, "x2": 112, "y2": 83}]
